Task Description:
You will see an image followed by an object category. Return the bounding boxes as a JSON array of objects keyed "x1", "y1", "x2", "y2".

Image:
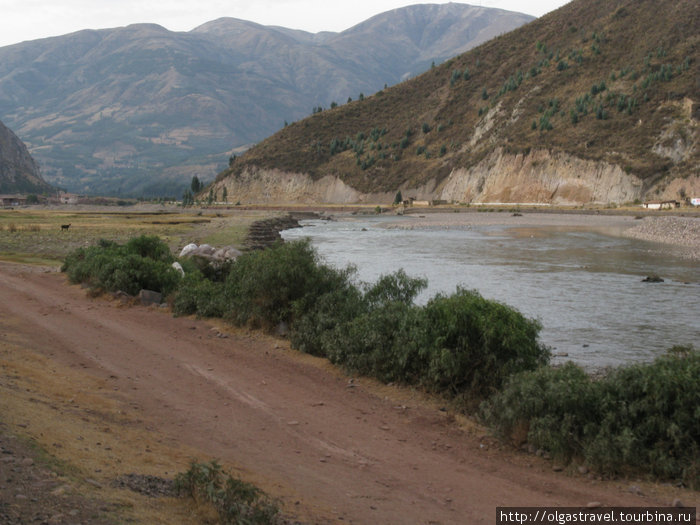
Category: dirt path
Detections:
[{"x1": 0, "y1": 262, "x2": 695, "y2": 524}]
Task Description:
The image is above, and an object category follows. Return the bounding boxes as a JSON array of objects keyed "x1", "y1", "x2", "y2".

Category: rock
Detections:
[
  {"x1": 672, "y1": 498, "x2": 683, "y2": 507},
  {"x1": 48, "y1": 514, "x2": 65, "y2": 525},
  {"x1": 552, "y1": 465, "x2": 564, "y2": 472},
  {"x1": 577, "y1": 465, "x2": 589, "y2": 475},
  {"x1": 587, "y1": 502, "x2": 602, "y2": 508},
  {"x1": 85, "y1": 478, "x2": 102, "y2": 488},
  {"x1": 276, "y1": 321, "x2": 289, "y2": 337},
  {"x1": 179, "y1": 243, "x2": 198, "y2": 257},
  {"x1": 642, "y1": 275, "x2": 664, "y2": 283},
  {"x1": 139, "y1": 289, "x2": 162, "y2": 306},
  {"x1": 20, "y1": 457, "x2": 33, "y2": 466},
  {"x1": 171, "y1": 261, "x2": 185, "y2": 277}
]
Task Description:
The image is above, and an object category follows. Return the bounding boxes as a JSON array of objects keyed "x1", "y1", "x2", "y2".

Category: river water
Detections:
[{"x1": 282, "y1": 214, "x2": 699, "y2": 368}]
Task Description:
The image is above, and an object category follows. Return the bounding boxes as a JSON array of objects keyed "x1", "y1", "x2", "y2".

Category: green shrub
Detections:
[
  {"x1": 289, "y1": 271, "x2": 364, "y2": 357},
  {"x1": 297, "y1": 271, "x2": 546, "y2": 407},
  {"x1": 418, "y1": 289, "x2": 549, "y2": 403},
  {"x1": 172, "y1": 271, "x2": 227, "y2": 318},
  {"x1": 481, "y1": 346, "x2": 699, "y2": 486},
  {"x1": 175, "y1": 460, "x2": 279, "y2": 524},
  {"x1": 222, "y1": 240, "x2": 348, "y2": 329},
  {"x1": 326, "y1": 300, "x2": 424, "y2": 383},
  {"x1": 62, "y1": 235, "x2": 180, "y2": 296}
]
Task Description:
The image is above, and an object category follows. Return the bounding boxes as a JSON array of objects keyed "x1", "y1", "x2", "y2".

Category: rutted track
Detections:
[{"x1": 0, "y1": 263, "x2": 691, "y2": 524}]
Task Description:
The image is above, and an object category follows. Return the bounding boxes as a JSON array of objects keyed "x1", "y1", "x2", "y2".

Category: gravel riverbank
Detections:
[
  {"x1": 622, "y1": 216, "x2": 700, "y2": 259},
  {"x1": 380, "y1": 211, "x2": 700, "y2": 260}
]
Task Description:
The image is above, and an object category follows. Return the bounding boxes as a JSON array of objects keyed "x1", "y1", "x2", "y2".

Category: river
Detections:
[{"x1": 281, "y1": 212, "x2": 699, "y2": 368}]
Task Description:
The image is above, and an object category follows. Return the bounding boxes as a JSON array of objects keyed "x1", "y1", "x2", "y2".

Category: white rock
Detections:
[
  {"x1": 171, "y1": 261, "x2": 185, "y2": 277},
  {"x1": 179, "y1": 243, "x2": 198, "y2": 257}
]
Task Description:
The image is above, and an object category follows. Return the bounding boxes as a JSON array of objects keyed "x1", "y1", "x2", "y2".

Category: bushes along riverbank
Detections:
[{"x1": 61, "y1": 235, "x2": 699, "y2": 486}]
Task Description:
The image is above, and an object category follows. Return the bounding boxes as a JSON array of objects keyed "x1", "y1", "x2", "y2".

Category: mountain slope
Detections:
[
  {"x1": 215, "y1": 0, "x2": 699, "y2": 206},
  {"x1": 0, "y1": 119, "x2": 53, "y2": 194},
  {"x1": 0, "y1": 4, "x2": 533, "y2": 197}
]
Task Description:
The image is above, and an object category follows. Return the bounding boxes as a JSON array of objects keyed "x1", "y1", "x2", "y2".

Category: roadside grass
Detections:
[
  {"x1": 175, "y1": 460, "x2": 280, "y2": 524},
  {"x1": 0, "y1": 339, "x2": 213, "y2": 524}
]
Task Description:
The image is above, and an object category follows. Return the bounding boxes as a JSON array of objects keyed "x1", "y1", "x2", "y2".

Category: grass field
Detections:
[{"x1": 0, "y1": 204, "x2": 278, "y2": 265}]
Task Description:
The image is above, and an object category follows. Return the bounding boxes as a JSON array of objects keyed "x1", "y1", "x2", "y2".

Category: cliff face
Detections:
[
  {"x1": 216, "y1": 148, "x2": 686, "y2": 206},
  {"x1": 438, "y1": 149, "x2": 645, "y2": 205},
  {"x1": 0, "y1": 120, "x2": 52, "y2": 194}
]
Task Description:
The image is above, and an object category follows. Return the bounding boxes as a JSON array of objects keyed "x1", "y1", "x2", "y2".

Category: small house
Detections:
[
  {"x1": 642, "y1": 200, "x2": 679, "y2": 210},
  {"x1": 0, "y1": 194, "x2": 26, "y2": 207}
]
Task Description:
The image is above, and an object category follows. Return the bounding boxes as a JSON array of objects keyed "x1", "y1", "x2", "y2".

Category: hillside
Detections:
[
  {"x1": 215, "y1": 0, "x2": 699, "y2": 206},
  {"x1": 0, "y1": 119, "x2": 53, "y2": 194},
  {"x1": 0, "y1": 4, "x2": 532, "y2": 197}
]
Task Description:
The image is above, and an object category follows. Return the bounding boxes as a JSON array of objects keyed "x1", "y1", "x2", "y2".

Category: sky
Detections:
[{"x1": 0, "y1": 0, "x2": 570, "y2": 48}]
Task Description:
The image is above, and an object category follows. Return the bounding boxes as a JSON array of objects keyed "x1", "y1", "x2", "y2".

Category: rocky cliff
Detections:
[
  {"x1": 0, "y1": 119, "x2": 52, "y2": 194},
  {"x1": 216, "y1": 147, "x2": 697, "y2": 206}
]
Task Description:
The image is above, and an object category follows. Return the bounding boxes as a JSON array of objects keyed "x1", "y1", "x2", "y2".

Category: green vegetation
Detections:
[
  {"x1": 61, "y1": 235, "x2": 181, "y2": 296},
  {"x1": 481, "y1": 346, "x2": 699, "y2": 487},
  {"x1": 62, "y1": 235, "x2": 699, "y2": 485},
  {"x1": 175, "y1": 460, "x2": 279, "y2": 524}
]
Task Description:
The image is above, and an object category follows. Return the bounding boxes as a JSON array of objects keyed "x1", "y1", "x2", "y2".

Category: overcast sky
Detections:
[{"x1": 0, "y1": 0, "x2": 570, "y2": 48}]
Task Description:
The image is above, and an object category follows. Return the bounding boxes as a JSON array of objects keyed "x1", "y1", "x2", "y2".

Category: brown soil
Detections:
[{"x1": 0, "y1": 262, "x2": 696, "y2": 524}]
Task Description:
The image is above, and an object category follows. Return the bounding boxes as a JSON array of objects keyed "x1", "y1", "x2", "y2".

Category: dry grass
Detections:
[
  {"x1": 0, "y1": 338, "x2": 208, "y2": 524},
  {"x1": 0, "y1": 205, "x2": 277, "y2": 266}
]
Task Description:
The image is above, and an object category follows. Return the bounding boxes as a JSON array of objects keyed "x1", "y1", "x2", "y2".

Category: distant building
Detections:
[
  {"x1": 691, "y1": 198, "x2": 700, "y2": 207},
  {"x1": 642, "y1": 200, "x2": 679, "y2": 210},
  {"x1": 58, "y1": 192, "x2": 79, "y2": 204},
  {"x1": 0, "y1": 194, "x2": 27, "y2": 207}
]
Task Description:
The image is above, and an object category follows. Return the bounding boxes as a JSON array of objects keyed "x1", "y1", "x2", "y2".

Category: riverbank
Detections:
[
  {"x1": 379, "y1": 211, "x2": 700, "y2": 259},
  {"x1": 623, "y1": 216, "x2": 700, "y2": 259}
]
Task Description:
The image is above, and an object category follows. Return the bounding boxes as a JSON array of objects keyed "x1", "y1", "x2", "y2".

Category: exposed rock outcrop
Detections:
[
  {"x1": 0, "y1": 119, "x2": 53, "y2": 194},
  {"x1": 215, "y1": 149, "x2": 661, "y2": 206},
  {"x1": 437, "y1": 149, "x2": 645, "y2": 205}
]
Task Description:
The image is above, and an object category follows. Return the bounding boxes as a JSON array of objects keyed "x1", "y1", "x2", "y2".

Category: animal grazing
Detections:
[{"x1": 60, "y1": 224, "x2": 71, "y2": 230}]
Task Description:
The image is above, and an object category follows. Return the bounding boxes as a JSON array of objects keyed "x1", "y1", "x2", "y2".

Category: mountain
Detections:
[
  {"x1": 214, "y1": 0, "x2": 699, "y2": 206},
  {"x1": 0, "y1": 4, "x2": 533, "y2": 197},
  {"x1": 0, "y1": 119, "x2": 53, "y2": 194}
]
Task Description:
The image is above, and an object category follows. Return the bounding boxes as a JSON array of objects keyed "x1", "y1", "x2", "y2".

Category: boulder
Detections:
[
  {"x1": 171, "y1": 261, "x2": 185, "y2": 277},
  {"x1": 179, "y1": 243, "x2": 198, "y2": 257},
  {"x1": 139, "y1": 289, "x2": 162, "y2": 306}
]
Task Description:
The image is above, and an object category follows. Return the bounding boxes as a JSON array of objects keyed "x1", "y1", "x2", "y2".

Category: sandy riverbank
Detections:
[{"x1": 379, "y1": 211, "x2": 700, "y2": 259}]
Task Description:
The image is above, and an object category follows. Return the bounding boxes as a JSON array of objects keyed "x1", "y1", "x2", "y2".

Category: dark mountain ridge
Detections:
[
  {"x1": 0, "y1": 119, "x2": 53, "y2": 194},
  {"x1": 0, "y1": 3, "x2": 533, "y2": 197}
]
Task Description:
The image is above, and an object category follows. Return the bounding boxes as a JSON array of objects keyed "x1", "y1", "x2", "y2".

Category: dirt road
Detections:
[{"x1": 0, "y1": 262, "x2": 694, "y2": 524}]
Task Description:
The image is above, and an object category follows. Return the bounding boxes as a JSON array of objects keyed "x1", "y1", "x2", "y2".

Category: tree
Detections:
[
  {"x1": 228, "y1": 155, "x2": 236, "y2": 167},
  {"x1": 191, "y1": 176, "x2": 202, "y2": 194},
  {"x1": 182, "y1": 189, "x2": 194, "y2": 206},
  {"x1": 222, "y1": 187, "x2": 228, "y2": 202},
  {"x1": 393, "y1": 191, "x2": 403, "y2": 205}
]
